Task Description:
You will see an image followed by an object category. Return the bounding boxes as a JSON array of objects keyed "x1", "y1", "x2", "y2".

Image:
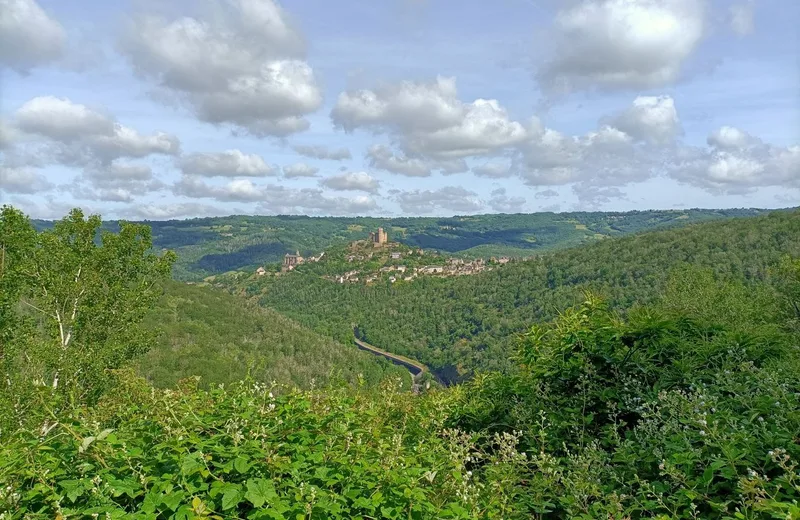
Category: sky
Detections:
[{"x1": 0, "y1": 0, "x2": 798, "y2": 220}]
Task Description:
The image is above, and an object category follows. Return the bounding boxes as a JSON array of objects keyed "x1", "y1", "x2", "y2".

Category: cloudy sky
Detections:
[{"x1": 0, "y1": 0, "x2": 798, "y2": 219}]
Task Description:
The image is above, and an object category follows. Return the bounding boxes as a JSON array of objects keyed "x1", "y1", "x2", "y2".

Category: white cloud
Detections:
[
  {"x1": 571, "y1": 185, "x2": 627, "y2": 208},
  {"x1": 538, "y1": 0, "x2": 706, "y2": 93},
  {"x1": 172, "y1": 176, "x2": 378, "y2": 214},
  {"x1": 132, "y1": 203, "x2": 228, "y2": 220},
  {"x1": 0, "y1": 166, "x2": 54, "y2": 194},
  {"x1": 707, "y1": 126, "x2": 758, "y2": 150},
  {"x1": 472, "y1": 162, "x2": 512, "y2": 178},
  {"x1": 319, "y1": 171, "x2": 380, "y2": 193},
  {"x1": 535, "y1": 189, "x2": 559, "y2": 199},
  {"x1": 0, "y1": 0, "x2": 66, "y2": 73},
  {"x1": 670, "y1": 128, "x2": 800, "y2": 193},
  {"x1": 332, "y1": 76, "x2": 464, "y2": 133},
  {"x1": 332, "y1": 77, "x2": 526, "y2": 161},
  {"x1": 607, "y1": 96, "x2": 681, "y2": 144},
  {"x1": 730, "y1": 1, "x2": 755, "y2": 36},
  {"x1": 94, "y1": 162, "x2": 153, "y2": 182},
  {"x1": 257, "y1": 187, "x2": 378, "y2": 215},
  {"x1": 405, "y1": 99, "x2": 527, "y2": 159},
  {"x1": 394, "y1": 186, "x2": 483, "y2": 214},
  {"x1": 120, "y1": 0, "x2": 321, "y2": 137},
  {"x1": 366, "y1": 144, "x2": 431, "y2": 177},
  {"x1": 283, "y1": 162, "x2": 319, "y2": 178},
  {"x1": 179, "y1": 149, "x2": 277, "y2": 177},
  {"x1": 173, "y1": 176, "x2": 270, "y2": 202},
  {"x1": 15, "y1": 96, "x2": 114, "y2": 141},
  {"x1": 488, "y1": 188, "x2": 525, "y2": 213},
  {"x1": 515, "y1": 98, "x2": 665, "y2": 188},
  {"x1": 13, "y1": 96, "x2": 181, "y2": 164},
  {"x1": 292, "y1": 144, "x2": 351, "y2": 160}
]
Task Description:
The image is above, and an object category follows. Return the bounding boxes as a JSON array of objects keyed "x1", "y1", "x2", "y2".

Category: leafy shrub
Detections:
[
  {"x1": 452, "y1": 292, "x2": 800, "y2": 518},
  {"x1": 0, "y1": 373, "x2": 530, "y2": 519}
]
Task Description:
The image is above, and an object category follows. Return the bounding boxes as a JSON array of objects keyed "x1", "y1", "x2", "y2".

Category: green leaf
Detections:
[
  {"x1": 58, "y1": 480, "x2": 86, "y2": 503},
  {"x1": 221, "y1": 483, "x2": 243, "y2": 510},
  {"x1": 181, "y1": 453, "x2": 205, "y2": 476},
  {"x1": 245, "y1": 478, "x2": 277, "y2": 508},
  {"x1": 234, "y1": 455, "x2": 251, "y2": 474}
]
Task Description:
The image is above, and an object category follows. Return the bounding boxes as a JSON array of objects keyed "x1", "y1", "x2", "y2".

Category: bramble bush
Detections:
[{"x1": 0, "y1": 373, "x2": 530, "y2": 519}]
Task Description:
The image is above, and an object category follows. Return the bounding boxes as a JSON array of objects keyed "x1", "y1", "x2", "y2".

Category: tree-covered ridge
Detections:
[
  {"x1": 138, "y1": 281, "x2": 407, "y2": 390},
  {"x1": 33, "y1": 208, "x2": 779, "y2": 280},
  {"x1": 228, "y1": 210, "x2": 800, "y2": 383}
]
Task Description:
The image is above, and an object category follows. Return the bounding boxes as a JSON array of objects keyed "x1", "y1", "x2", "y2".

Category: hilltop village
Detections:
[{"x1": 255, "y1": 227, "x2": 522, "y2": 285}]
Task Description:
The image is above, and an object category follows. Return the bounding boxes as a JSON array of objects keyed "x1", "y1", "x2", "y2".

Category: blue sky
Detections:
[{"x1": 0, "y1": 0, "x2": 798, "y2": 219}]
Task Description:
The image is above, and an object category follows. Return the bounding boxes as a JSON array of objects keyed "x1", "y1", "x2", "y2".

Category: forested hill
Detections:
[
  {"x1": 34, "y1": 208, "x2": 777, "y2": 280},
  {"x1": 233, "y1": 210, "x2": 800, "y2": 383},
  {"x1": 138, "y1": 281, "x2": 407, "y2": 389}
]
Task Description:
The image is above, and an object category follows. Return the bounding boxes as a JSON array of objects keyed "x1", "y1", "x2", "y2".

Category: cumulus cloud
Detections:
[
  {"x1": 332, "y1": 76, "x2": 464, "y2": 133},
  {"x1": 13, "y1": 96, "x2": 180, "y2": 164},
  {"x1": 366, "y1": 144, "x2": 431, "y2": 177},
  {"x1": 172, "y1": 175, "x2": 379, "y2": 215},
  {"x1": 537, "y1": 0, "x2": 706, "y2": 93},
  {"x1": 394, "y1": 186, "x2": 483, "y2": 214},
  {"x1": 488, "y1": 188, "x2": 525, "y2": 213},
  {"x1": 131, "y1": 203, "x2": 229, "y2": 220},
  {"x1": 179, "y1": 150, "x2": 277, "y2": 177},
  {"x1": 67, "y1": 162, "x2": 166, "y2": 202},
  {"x1": 607, "y1": 96, "x2": 681, "y2": 144},
  {"x1": 472, "y1": 162, "x2": 512, "y2": 178},
  {"x1": 0, "y1": 166, "x2": 54, "y2": 194},
  {"x1": 572, "y1": 185, "x2": 627, "y2": 208},
  {"x1": 669, "y1": 127, "x2": 800, "y2": 193},
  {"x1": 120, "y1": 0, "x2": 321, "y2": 137},
  {"x1": 319, "y1": 171, "x2": 380, "y2": 193},
  {"x1": 0, "y1": 0, "x2": 66, "y2": 73},
  {"x1": 515, "y1": 101, "x2": 660, "y2": 188},
  {"x1": 282, "y1": 162, "x2": 319, "y2": 178},
  {"x1": 257, "y1": 187, "x2": 378, "y2": 215},
  {"x1": 535, "y1": 189, "x2": 559, "y2": 199},
  {"x1": 707, "y1": 126, "x2": 758, "y2": 150},
  {"x1": 173, "y1": 176, "x2": 270, "y2": 202},
  {"x1": 332, "y1": 77, "x2": 526, "y2": 160},
  {"x1": 292, "y1": 144, "x2": 351, "y2": 160}
]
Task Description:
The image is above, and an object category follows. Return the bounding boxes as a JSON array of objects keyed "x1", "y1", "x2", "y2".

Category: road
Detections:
[{"x1": 353, "y1": 337, "x2": 428, "y2": 393}]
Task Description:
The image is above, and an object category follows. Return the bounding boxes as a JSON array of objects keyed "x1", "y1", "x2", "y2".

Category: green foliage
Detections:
[
  {"x1": 451, "y1": 281, "x2": 800, "y2": 518},
  {"x1": 138, "y1": 281, "x2": 407, "y2": 389},
  {"x1": 1, "y1": 208, "x2": 175, "y2": 434},
  {"x1": 0, "y1": 374, "x2": 529, "y2": 519},
  {"x1": 0, "y1": 206, "x2": 37, "y2": 347}
]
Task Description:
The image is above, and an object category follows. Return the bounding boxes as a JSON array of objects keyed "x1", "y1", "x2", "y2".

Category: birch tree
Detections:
[{"x1": 12, "y1": 208, "x2": 175, "y2": 400}]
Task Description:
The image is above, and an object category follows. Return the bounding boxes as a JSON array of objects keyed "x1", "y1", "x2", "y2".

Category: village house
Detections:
[
  {"x1": 390, "y1": 252, "x2": 401, "y2": 259},
  {"x1": 256, "y1": 267, "x2": 267, "y2": 276}
]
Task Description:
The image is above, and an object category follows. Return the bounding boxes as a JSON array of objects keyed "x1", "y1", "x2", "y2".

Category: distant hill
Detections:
[
  {"x1": 226, "y1": 210, "x2": 800, "y2": 383},
  {"x1": 30, "y1": 208, "x2": 784, "y2": 280},
  {"x1": 137, "y1": 281, "x2": 407, "y2": 389}
]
